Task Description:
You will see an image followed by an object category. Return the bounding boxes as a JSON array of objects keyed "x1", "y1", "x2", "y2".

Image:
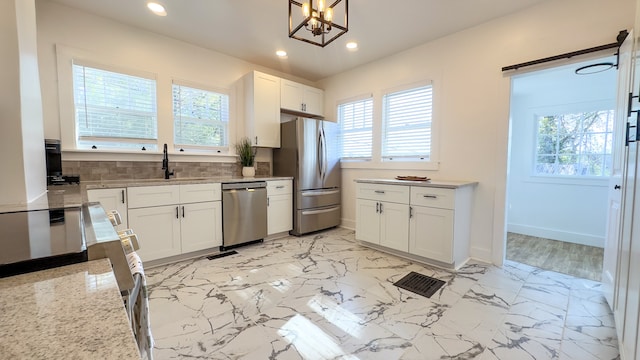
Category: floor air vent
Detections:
[
  {"x1": 393, "y1": 271, "x2": 446, "y2": 298},
  {"x1": 207, "y1": 251, "x2": 238, "y2": 260}
]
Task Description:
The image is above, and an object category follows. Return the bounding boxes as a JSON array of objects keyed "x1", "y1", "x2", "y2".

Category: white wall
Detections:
[
  {"x1": 319, "y1": 0, "x2": 635, "y2": 264},
  {"x1": 34, "y1": 0, "x2": 316, "y2": 164},
  {"x1": 507, "y1": 62, "x2": 616, "y2": 248},
  {"x1": 0, "y1": 0, "x2": 47, "y2": 206}
]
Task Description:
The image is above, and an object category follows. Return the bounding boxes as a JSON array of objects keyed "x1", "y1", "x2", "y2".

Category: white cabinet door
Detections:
[
  {"x1": 268, "y1": 194, "x2": 292, "y2": 235},
  {"x1": 281, "y1": 79, "x2": 303, "y2": 112},
  {"x1": 379, "y1": 202, "x2": 409, "y2": 252},
  {"x1": 410, "y1": 206, "x2": 454, "y2": 263},
  {"x1": 181, "y1": 201, "x2": 222, "y2": 253},
  {"x1": 87, "y1": 188, "x2": 128, "y2": 230},
  {"x1": 280, "y1": 79, "x2": 324, "y2": 117},
  {"x1": 355, "y1": 199, "x2": 380, "y2": 244},
  {"x1": 129, "y1": 205, "x2": 181, "y2": 262},
  {"x1": 245, "y1": 71, "x2": 281, "y2": 148},
  {"x1": 303, "y1": 86, "x2": 324, "y2": 117}
]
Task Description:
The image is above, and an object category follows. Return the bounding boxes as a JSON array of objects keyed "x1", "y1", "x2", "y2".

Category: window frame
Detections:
[
  {"x1": 72, "y1": 61, "x2": 159, "y2": 151},
  {"x1": 55, "y1": 45, "x2": 237, "y2": 162},
  {"x1": 338, "y1": 79, "x2": 439, "y2": 171},
  {"x1": 337, "y1": 94, "x2": 374, "y2": 161},
  {"x1": 172, "y1": 79, "x2": 231, "y2": 153},
  {"x1": 532, "y1": 109, "x2": 614, "y2": 179}
]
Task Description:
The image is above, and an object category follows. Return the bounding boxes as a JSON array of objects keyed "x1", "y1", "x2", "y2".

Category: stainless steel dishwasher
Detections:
[{"x1": 221, "y1": 181, "x2": 267, "y2": 250}]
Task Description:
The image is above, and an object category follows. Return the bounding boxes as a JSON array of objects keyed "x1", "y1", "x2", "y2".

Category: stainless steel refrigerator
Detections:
[{"x1": 273, "y1": 117, "x2": 341, "y2": 235}]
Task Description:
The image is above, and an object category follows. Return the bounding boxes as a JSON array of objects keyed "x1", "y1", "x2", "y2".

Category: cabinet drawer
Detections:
[
  {"x1": 267, "y1": 180, "x2": 292, "y2": 195},
  {"x1": 356, "y1": 183, "x2": 409, "y2": 203},
  {"x1": 128, "y1": 185, "x2": 180, "y2": 209},
  {"x1": 410, "y1": 187, "x2": 455, "y2": 210},
  {"x1": 180, "y1": 183, "x2": 221, "y2": 203}
]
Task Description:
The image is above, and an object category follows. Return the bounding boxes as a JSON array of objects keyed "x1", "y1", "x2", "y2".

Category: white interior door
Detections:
[{"x1": 603, "y1": 31, "x2": 633, "y2": 309}]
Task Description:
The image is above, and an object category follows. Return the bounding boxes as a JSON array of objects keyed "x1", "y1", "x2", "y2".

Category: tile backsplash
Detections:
[{"x1": 63, "y1": 161, "x2": 271, "y2": 182}]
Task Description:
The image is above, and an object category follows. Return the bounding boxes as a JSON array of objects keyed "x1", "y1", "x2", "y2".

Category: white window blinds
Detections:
[
  {"x1": 382, "y1": 85, "x2": 432, "y2": 161},
  {"x1": 172, "y1": 83, "x2": 229, "y2": 150},
  {"x1": 72, "y1": 63, "x2": 157, "y2": 150},
  {"x1": 338, "y1": 97, "x2": 373, "y2": 159}
]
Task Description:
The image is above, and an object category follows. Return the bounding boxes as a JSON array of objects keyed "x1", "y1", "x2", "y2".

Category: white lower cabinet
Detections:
[
  {"x1": 128, "y1": 205, "x2": 182, "y2": 261},
  {"x1": 355, "y1": 184, "x2": 410, "y2": 252},
  {"x1": 128, "y1": 183, "x2": 222, "y2": 262},
  {"x1": 409, "y1": 206, "x2": 454, "y2": 263},
  {"x1": 267, "y1": 180, "x2": 293, "y2": 235},
  {"x1": 181, "y1": 201, "x2": 222, "y2": 253},
  {"x1": 87, "y1": 188, "x2": 128, "y2": 230},
  {"x1": 356, "y1": 181, "x2": 474, "y2": 268}
]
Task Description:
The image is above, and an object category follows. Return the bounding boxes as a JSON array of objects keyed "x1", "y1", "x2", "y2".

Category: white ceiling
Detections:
[{"x1": 46, "y1": 0, "x2": 551, "y2": 81}]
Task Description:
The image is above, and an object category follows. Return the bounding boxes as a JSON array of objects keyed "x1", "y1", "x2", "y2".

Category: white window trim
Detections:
[
  {"x1": 338, "y1": 93, "x2": 374, "y2": 160},
  {"x1": 338, "y1": 79, "x2": 440, "y2": 171},
  {"x1": 171, "y1": 78, "x2": 232, "y2": 153},
  {"x1": 524, "y1": 101, "x2": 615, "y2": 182},
  {"x1": 55, "y1": 45, "x2": 237, "y2": 162}
]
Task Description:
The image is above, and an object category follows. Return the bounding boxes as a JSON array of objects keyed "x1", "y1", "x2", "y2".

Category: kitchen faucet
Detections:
[{"x1": 162, "y1": 143, "x2": 174, "y2": 179}]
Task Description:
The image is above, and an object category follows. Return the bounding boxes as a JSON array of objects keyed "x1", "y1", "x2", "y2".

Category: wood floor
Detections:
[{"x1": 506, "y1": 232, "x2": 603, "y2": 281}]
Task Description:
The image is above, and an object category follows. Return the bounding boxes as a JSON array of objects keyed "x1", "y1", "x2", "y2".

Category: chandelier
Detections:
[{"x1": 288, "y1": 0, "x2": 349, "y2": 47}]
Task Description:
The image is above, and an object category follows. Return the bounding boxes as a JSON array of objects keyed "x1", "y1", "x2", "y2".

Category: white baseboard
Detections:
[
  {"x1": 470, "y1": 246, "x2": 492, "y2": 264},
  {"x1": 507, "y1": 223, "x2": 604, "y2": 248},
  {"x1": 341, "y1": 218, "x2": 355, "y2": 230}
]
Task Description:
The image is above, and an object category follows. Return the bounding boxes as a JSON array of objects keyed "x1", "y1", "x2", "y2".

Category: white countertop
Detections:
[
  {"x1": 0, "y1": 259, "x2": 140, "y2": 359},
  {"x1": 355, "y1": 178, "x2": 478, "y2": 188}
]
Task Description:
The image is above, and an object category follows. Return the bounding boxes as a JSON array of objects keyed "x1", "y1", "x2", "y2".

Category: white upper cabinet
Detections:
[
  {"x1": 280, "y1": 79, "x2": 324, "y2": 117},
  {"x1": 244, "y1": 71, "x2": 281, "y2": 148}
]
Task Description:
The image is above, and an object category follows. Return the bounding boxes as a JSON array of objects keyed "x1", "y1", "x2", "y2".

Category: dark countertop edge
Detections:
[{"x1": 354, "y1": 178, "x2": 478, "y2": 189}]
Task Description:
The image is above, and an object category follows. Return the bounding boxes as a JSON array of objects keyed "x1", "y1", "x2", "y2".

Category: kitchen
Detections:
[{"x1": 1, "y1": 0, "x2": 638, "y2": 359}]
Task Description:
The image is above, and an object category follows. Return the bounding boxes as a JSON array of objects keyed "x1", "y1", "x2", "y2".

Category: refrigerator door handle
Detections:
[
  {"x1": 321, "y1": 126, "x2": 328, "y2": 182},
  {"x1": 317, "y1": 130, "x2": 323, "y2": 179}
]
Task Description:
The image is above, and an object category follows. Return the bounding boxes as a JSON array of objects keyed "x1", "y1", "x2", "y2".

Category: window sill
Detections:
[
  {"x1": 61, "y1": 148, "x2": 237, "y2": 163},
  {"x1": 525, "y1": 175, "x2": 608, "y2": 187},
  {"x1": 340, "y1": 160, "x2": 439, "y2": 171}
]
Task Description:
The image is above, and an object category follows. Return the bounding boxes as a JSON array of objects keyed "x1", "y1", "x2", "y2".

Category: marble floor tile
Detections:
[{"x1": 146, "y1": 228, "x2": 619, "y2": 360}]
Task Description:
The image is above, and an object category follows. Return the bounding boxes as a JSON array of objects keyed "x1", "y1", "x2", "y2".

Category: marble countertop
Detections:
[
  {"x1": 0, "y1": 259, "x2": 140, "y2": 359},
  {"x1": 83, "y1": 175, "x2": 293, "y2": 190},
  {"x1": 355, "y1": 178, "x2": 478, "y2": 189}
]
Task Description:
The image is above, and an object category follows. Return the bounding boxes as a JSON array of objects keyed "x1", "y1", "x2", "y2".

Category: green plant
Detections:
[{"x1": 234, "y1": 137, "x2": 255, "y2": 167}]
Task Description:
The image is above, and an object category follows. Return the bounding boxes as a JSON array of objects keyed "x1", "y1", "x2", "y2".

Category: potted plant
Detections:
[{"x1": 234, "y1": 137, "x2": 256, "y2": 177}]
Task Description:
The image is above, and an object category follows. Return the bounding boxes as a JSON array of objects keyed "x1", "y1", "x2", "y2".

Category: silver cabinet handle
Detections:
[
  {"x1": 374, "y1": 190, "x2": 385, "y2": 194},
  {"x1": 302, "y1": 207, "x2": 339, "y2": 215},
  {"x1": 379, "y1": 203, "x2": 383, "y2": 214},
  {"x1": 276, "y1": 185, "x2": 285, "y2": 189},
  {"x1": 176, "y1": 206, "x2": 179, "y2": 219},
  {"x1": 423, "y1": 194, "x2": 437, "y2": 199},
  {"x1": 302, "y1": 190, "x2": 339, "y2": 196},
  {"x1": 182, "y1": 206, "x2": 185, "y2": 218},
  {"x1": 121, "y1": 190, "x2": 125, "y2": 204},
  {"x1": 409, "y1": 207, "x2": 413, "y2": 218},
  {"x1": 267, "y1": 197, "x2": 270, "y2": 206},
  {"x1": 376, "y1": 202, "x2": 379, "y2": 213}
]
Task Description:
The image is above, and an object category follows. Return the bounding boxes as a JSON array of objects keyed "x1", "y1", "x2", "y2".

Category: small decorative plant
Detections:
[{"x1": 234, "y1": 137, "x2": 255, "y2": 167}]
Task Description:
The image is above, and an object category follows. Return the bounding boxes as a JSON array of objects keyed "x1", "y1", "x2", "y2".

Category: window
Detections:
[
  {"x1": 72, "y1": 63, "x2": 157, "y2": 150},
  {"x1": 534, "y1": 110, "x2": 614, "y2": 177},
  {"x1": 382, "y1": 84, "x2": 433, "y2": 161},
  {"x1": 172, "y1": 83, "x2": 229, "y2": 150},
  {"x1": 338, "y1": 97, "x2": 373, "y2": 159}
]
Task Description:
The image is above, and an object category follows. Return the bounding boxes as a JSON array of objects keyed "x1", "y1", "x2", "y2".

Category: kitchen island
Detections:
[{"x1": 0, "y1": 258, "x2": 140, "y2": 359}]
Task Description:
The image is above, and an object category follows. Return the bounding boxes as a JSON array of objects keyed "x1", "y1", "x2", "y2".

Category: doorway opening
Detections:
[{"x1": 505, "y1": 56, "x2": 618, "y2": 281}]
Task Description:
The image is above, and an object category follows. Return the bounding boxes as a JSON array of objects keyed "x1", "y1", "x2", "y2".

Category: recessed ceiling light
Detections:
[
  {"x1": 346, "y1": 42, "x2": 358, "y2": 50},
  {"x1": 147, "y1": 2, "x2": 167, "y2": 16},
  {"x1": 276, "y1": 50, "x2": 288, "y2": 58}
]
